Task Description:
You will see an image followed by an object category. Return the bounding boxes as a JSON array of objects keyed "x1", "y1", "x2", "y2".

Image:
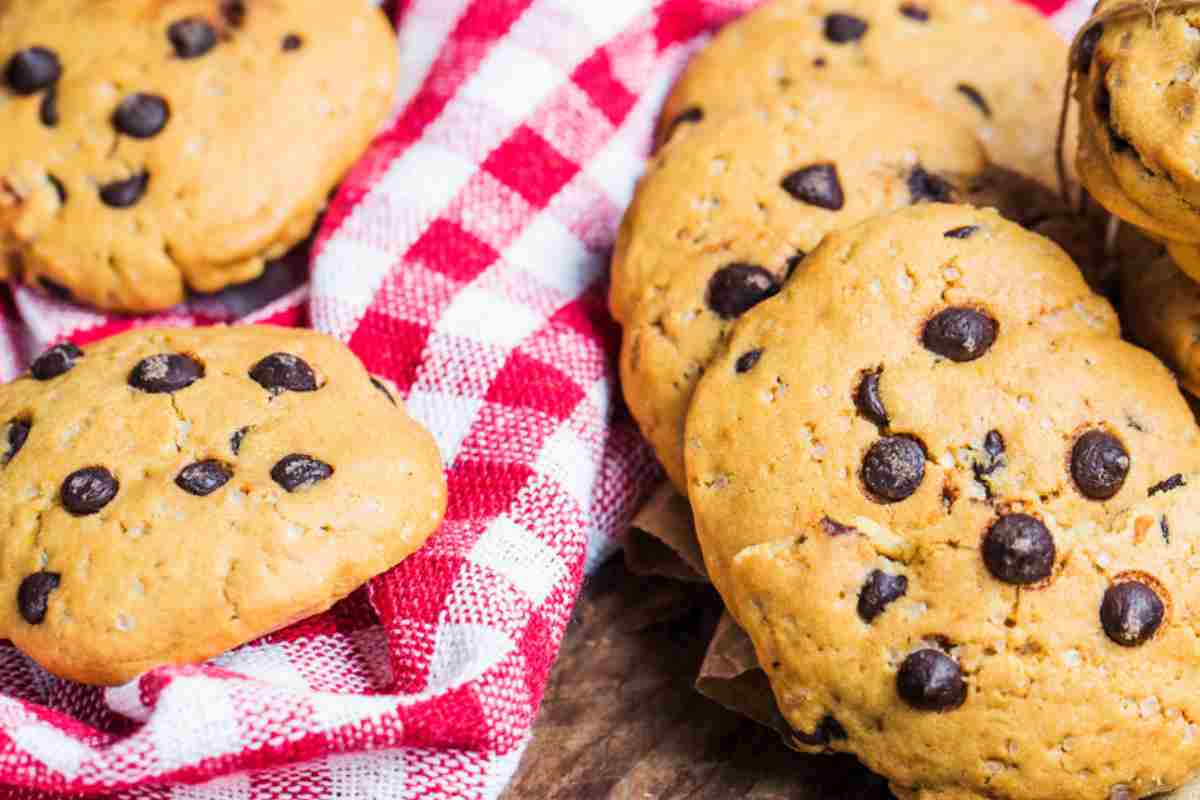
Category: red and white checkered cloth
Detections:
[{"x1": 0, "y1": 0, "x2": 1087, "y2": 797}]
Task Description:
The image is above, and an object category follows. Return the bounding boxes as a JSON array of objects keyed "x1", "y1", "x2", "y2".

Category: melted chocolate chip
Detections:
[
  {"x1": 858, "y1": 570, "x2": 908, "y2": 622},
  {"x1": 821, "y1": 517, "x2": 857, "y2": 536},
  {"x1": 862, "y1": 435, "x2": 926, "y2": 503},
  {"x1": 854, "y1": 368, "x2": 888, "y2": 429},
  {"x1": 1071, "y1": 430, "x2": 1129, "y2": 500},
  {"x1": 944, "y1": 225, "x2": 979, "y2": 239},
  {"x1": 282, "y1": 34, "x2": 304, "y2": 51},
  {"x1": 921, "y1": 307, "x2": 997, "y2": 362},
  {"x1": 1149, "y1": 474, "x2": 1185, "y2": 497},
  {"x1": 982, "y1": 514, "x2": 1055, "y2": 585},
  {"x1": 956, "y1": 84, "x2": 991, "y2": 117},
  {"x1": 4, "y1": 47, "x2": 61, "y2": 95},
  {"x1": 272, "y1": 454, "x2": 333, "y2": 492},
  {"x1": 899, "y1": 3, "x2": 929, "y2": 20},
  {"x1": 47, "y1": 174, "x2": 66, "y2": 205},
  {"x1": 169, "y1": 18, "x2": 218, "y2": 59},
  {"x1": 129, "y1": 353, "x2": 204, "y2": 394},
  {"x1": 231, "y1": 426, "x2": 249, "y2": 455},
  {"x1": 4, "y1": 419, "x2": 30, "y2": 465},
  {"x1": 99, "y1": 171, "x2": 149, "y2": 208},
  {"x1": 1077, "y1": 24, "x2": 1103, "y2": 74},
  {"x1": 1162, "y1": 516, "x2": 1171, "y2": 544},
  {"x1": 39, "y1": 86, "x2": 58, "y2": 127},
  {"x1": 735, "y1": 349, "x2": 763, "y2": 374},
  {"x1": 249, "y1": 353, "x2": 318, "y2": 393},
  {"x1": 370, "y1": 377, "x2": 397, "y2": 405},
  {"x1": 1101, "y1": 580, "x2": 1164, "y2": 646},
  {"x1": 984, "y1": 430, "x2": 1005, "y2": 460},
  {"x1": 221, "y1": 0, "x2": 247, "y2": 27},
  {"x1": 824, "y1": 13, "x2": 868, "y2": 42},
  {"x1": 61, "y1": 466, "x2": 119, "y2": 515},
  {"x1": 30, "y1": 342, "x2": 82, "y2": 380},
  {"x1": 784, "y1": 251, "x2": 806, "y2": 279},
  {"x1": 908, "y1": 166, "x2": 954, "y2": 203},
  {"x1": 706, "y1": 263, "x2": 780, "y2": 319},
  {"x1": 113, "y1": 93, "x2": 169, "y2": 138},
  {"x1": 1095, "y1": 78, "x2": 1133, "y2": 153},
  {"x1": 176, "y1": 460, "x2": 233, "y2": 496},
  {"x1": 664, "y1": 106, "x2": 704, "y2": 142},
  {"x1": 897, "y1": 649, "x2": 965, "y2": 711},
  {"x1": 39, "y1": 276, "x2": 73, "y2": 302},
  {"x1": 792, "y1": 714, "x2": 848, "y2": 747},
  {"x1": 781, "y1": 163, "x2": 844, "y2": 210},
  {"x1": 17, "y1": 572, "x2": 60, "y2": 625}
]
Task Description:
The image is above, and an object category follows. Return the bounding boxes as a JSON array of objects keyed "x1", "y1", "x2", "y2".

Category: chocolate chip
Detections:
[
  {"x1": 1071, "y1": 430, "x2": 1129, "y2": 500},
  {"x1": 1162, "y1": 516, "x2": 1171, "y2": 544},
  {"x1": 706, "y1": 263, "x2": 780, "y2": 319},
  {"x1": 1077, "y1": 24, "x2": 1102, "y2": 74},
  {"x1": 61, "y1": 466, "x2": 119, "y2": 515},
  {"x1": 249, "y1": 353, "x2": 318, "y2": 393},
  {"x1": 271, "y1": 454, "x2": 333, "y2": 492},
  {"x1": 858, "y1": 570, "x2": 908, "y2": 622},
  {"x1": 908, "y1": 166, "x2": 954, "y2": 203},
  {"x1": 821, "y1": 517, "x2": 857, "y2": 536},
  {"x1": 862, "y1": 435, "x2": 926, "y2": 503},
  {"x1": 370, "y1": 377, "x2": 397, "y2": 405},
  {"x1": 1101, "y1": 580, "x2": 1164, "y2": 646},
  {"x1": 793, "y1": 714, "x2": 848, "y2": 747},
  {"x1": 17, "y1": 572, "x2": 60, "y2": 625},
  {"x1": 824, "y1": 13, "x2": 868, "y2": 43},
  {"x1": 282, "y1": 34, "x2": 304, "y2": 51},
  {"x1": 113, "y1": 93, "x2": 169, "y2": 139},
  {"x1": 982, "y1": 514, "x2": 1055, "y2": 585},
  {"x1": 956, "y1": 84, "x2": 991, "y2": 118},
  {"x1": 944, "y1": 225, "x2": 979, "y2": 239},
  {"x1": 899, "y1": 3, "x2": 929, "y2": 21},
  {"x1": 1095, "y1": 78, "x2": 1133, "y2": 154},
  {"x1": 784, "y1": 251, "x2": 806, "y2": 279},
  {"x1": 4, "y1": 419, "x2": 29, "y2": 465},
  {"x1": 781, "y1": 163, "x2": 844, "y2": 210},
  {"x1": 1149, "y1": 474, "x2": 1185, "y2": 497},
  {"x1": 30, "y1": 342, "x2": 82, "y2": 380},
  {"x1": 129, "y1": 353, "x2": 204, "y2": 394},
  {"x1": 897, "y1": 649, "x2": 965, "y2": 711},
  {"x1": 168, "y1": 18, "x2": 218, "y2": 59},
  {"x1": 230, "y1": 427, "x2": 249, "y2": 455},
  {"x1": 99, "y1": 171, "x2": 149, "y2": 208},
  {"x1": 47, "y1": 174, "x2": 66, "y2": 205},
  {"x1": 221, "y1": 0, "x2": 247, "y2": 27},
  {"x1": 39, "y1": 86, "x2": 58, "y2": 127},
  {"x1": 813, "y1": 57, "x2": 827, "y2": 68},
  {"x1": 176, "y1": 460, "x2": 233, "y2": 496},
  {"x1": 983, "y1": 430, "x2": 1005, "y2": 460},
  {"x1": 922, "y1": 307, "x2": 997, "y2": 362},
  {"x1": 854, "y1": 368, "x2": 888, "y2": 428},
  {"x1": 735, "y1": 350, "x2": 762, "y2": 374},
  {"x1": 4, "y1": 47, "x2": 61, "y2": 95},
  {"x1": 664, "y1": 106, "x2": 704, "y2": 142}
]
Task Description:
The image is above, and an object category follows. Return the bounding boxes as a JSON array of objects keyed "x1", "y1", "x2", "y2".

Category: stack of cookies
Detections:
[
  {"x1": 0, "y1": 1, "x2": 449, "y2": 686},
  {"x1": 614, "y1": 1, "x2": 1200, "y2": 797}
]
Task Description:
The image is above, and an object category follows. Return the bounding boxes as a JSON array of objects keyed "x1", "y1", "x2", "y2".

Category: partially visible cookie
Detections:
[
  {"x1": 657, "y1": 0, "x2": 1070, "y2": 186},
  {"x1": 1123, "y1": 254, "x2": 1200, "y2": 398},
  {"x1": 0, "y1": 0, "x2": 398, "y2": 312},
  {"x1": 0, "y1": 325, "x2": 446, "y2": 685},
  {"x1": 615, "y1": 83, "x2": 989, "y2": 488}
]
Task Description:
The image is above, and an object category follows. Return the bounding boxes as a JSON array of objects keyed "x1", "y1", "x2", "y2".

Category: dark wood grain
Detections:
[{"x1": 504, "y1": 557, "x2": 894, "y2": 799}]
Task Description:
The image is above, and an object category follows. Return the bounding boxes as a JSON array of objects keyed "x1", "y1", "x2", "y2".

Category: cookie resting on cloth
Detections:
[
  {"x1": 656, "y1": 0, "x2": 1070, "y2": 187},
  {"x1": 0, "y1": 325, "x2": 446, "y2": 686},
  {"x1": 0, "y1": 0, "x2": 397, "y2": 312},
  {"x1": 685, "y1": 204, "x2": 1200, "y2": 799}
]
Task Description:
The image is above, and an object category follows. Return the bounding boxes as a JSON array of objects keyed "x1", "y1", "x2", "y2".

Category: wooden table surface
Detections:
[{"x1": 503, "y1": 557, "x2": 895, "y2": 799}]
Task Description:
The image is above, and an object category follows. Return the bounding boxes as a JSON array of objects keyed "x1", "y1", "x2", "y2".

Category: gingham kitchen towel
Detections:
[{"x1": 0, "y1": 0, "x2": 1085, "y2": 797}]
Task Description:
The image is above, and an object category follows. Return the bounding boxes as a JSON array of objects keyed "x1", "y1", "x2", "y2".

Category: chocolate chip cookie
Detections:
[
  {"x1": 0, "y1": 0, "x2": 398, "y2": 312},
  {"x1": 1123, "y1": 253, "x2": 1200, "y2": 398},
  {"x1": 0, "y1": 325, "x2": 445, "y2": 685},
  {"x1": 685, "y1": 204, "x2": 1200, "y2": 798},
  {"x1": 1075, "y1": 2, "x2": 1200, "y2": 247},
  {"x1": 657, "y1": 0, "x2": 1070, "y2": 187}
]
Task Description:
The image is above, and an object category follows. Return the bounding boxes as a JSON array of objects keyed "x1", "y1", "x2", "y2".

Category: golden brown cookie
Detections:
[
  {"x1": 0, "y1": 0, "x2": 398, "y2": 312},
  {"x1": 0, "y1": 325, "x2": 446, "y2": 685},
  {"x1": 1123, "y1": 253, "x2": 1200, "y2": 397},
  {"x1": 657, "y1": 0, "x2": 1070, "y2": 186},
  {"x1": 685, "y1": 204, "x2": 1200, "y2": 798}
]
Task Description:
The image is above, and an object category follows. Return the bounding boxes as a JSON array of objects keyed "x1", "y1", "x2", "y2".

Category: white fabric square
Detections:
[
  {"x1": 210, "y1": 643, "x2": 310, "y2": 692},
  {"x1": 310, "y1": 237, "x2": 396, "y2": 343},
  {"x1": 458, "y1": 40, "x2": 564, "y2": 124},
  {"x1": 405, "y1": 390, "x2": 484, "y2": 466},
  {"x1": 148, "y1": 678, "x2": 243, "y2": 770},
  {"x1": 437, "y1": 286, "x2": 541, "y2": 351},
  {"x1": 423, "y1": 623, "x2": 514, "y2": 696},
  {"x1": 172, "y1": 772, "x2": 252, "y2": 799},
  {"x1": 470, "y1": 516, "x2": 566, "y2": 606},
  {"x1": 8, "y1": 723, "x2": 94, "y2": 778},
  {"x1": 504, "y1": 213, "x2": 599, "y2": 301},
  {"x1": 328, "y1": 750, "x2": 410, "y2": 798},
  {"x1": 370, "y1": 141, "x2": 477, "y2": 239},
  {"x1": 535, "y1": 424, "x2": 598, "y2": 515}
]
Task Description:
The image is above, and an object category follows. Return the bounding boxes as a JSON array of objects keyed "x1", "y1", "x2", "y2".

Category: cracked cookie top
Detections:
[
  {"x1": 685, "y1": 204, "x2": 1200, "y2": 799},
  {"x1": 656, "y1": 0, "x2": 1070, "y2": 186},
  {"x1": 0, "y1": 0, "x2": 398, "y2": 312},
  {"x1": 0, "y1": 325, "x2": 446, "y2": 685}
]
